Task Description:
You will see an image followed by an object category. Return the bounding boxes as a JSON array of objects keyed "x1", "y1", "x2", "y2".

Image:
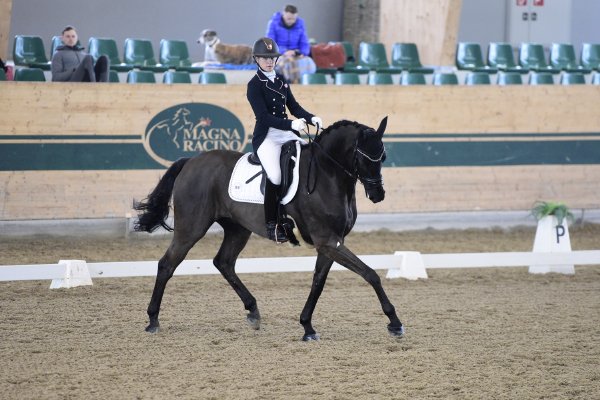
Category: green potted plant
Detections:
[{"x1": 531, "y1": 201, "x2": 574, "y2": 225}]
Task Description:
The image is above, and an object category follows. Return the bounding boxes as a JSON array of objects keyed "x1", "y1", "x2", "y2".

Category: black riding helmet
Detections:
[{"x1": 252, "y1": 37, "x2": 281, "y2": 58}]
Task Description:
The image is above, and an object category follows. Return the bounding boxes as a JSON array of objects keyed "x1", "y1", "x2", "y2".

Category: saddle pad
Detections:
[{"x1": 228, "y1": 142, "x2": 301, "y2": 205}]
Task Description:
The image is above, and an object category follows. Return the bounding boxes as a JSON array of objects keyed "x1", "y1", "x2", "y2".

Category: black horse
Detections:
[{"x1": 134, "y1": 117, "x2": 404, "y2": 340}]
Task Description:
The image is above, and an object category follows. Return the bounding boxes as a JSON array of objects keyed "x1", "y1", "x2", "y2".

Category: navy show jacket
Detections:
[{"x1": 246, "y1": 69, "x2": 314, "y2": 152}]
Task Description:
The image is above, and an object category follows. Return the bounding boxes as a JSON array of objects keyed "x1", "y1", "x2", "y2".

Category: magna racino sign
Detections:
[{"x1": 143, "y1": 103, "x2": 247, "y2": 167}]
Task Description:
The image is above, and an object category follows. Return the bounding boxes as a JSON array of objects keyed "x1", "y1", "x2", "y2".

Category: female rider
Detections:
[{"x1": 246, "y1": 37, "x2": 323, "y2": 243}]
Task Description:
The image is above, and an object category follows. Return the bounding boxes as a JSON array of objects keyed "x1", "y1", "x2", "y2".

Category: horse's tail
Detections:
[{"x1": 133, "y1": 157, "x2": 190, "y2": 233}]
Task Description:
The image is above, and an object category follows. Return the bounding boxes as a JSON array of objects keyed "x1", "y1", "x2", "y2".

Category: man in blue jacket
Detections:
[{"x1": 266, "y1": 4, "x2": 316, "y2": 83}]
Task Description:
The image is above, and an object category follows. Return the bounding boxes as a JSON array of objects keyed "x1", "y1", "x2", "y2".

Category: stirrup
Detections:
[{"x1": 266, "y1": 222, "x2": 289, "y2": 243}]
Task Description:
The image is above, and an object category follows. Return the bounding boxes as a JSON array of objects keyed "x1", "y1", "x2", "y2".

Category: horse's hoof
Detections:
[
  {"x1": 302, "y1": 333, "x2": 320, "y2": 342},
  {"x1": 145, "y1": 324, "x2": 160, "y2": 334},
  {"x1": 246, "y1": 315, "x2": 261, "y2": 330},
  {"x1": 388, "y1": 324, "x2": 405, "y2": 337}
]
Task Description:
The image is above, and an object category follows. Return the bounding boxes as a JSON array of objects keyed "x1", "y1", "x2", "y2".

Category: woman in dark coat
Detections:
[{"x1": 246, "y1": 37, "x2": 323, "y2": 243}]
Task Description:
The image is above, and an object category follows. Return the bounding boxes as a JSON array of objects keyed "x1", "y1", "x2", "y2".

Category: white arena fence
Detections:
[{"x1": 1, "y1": 250, "x2": 600, "y2": 289}]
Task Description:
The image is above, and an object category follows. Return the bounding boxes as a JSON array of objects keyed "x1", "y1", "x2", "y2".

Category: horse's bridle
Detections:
[{"x1": 304, "y1": 126, "x2": 386, "y2": 195}]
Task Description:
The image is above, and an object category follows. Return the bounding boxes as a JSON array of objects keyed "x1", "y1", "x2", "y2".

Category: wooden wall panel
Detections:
[
  {"x1": 0, "y1": 0, "x2": 12, "y2": 60},
  {"x1": 379, "y1": 0, "x2": 462, "y2": 66}
]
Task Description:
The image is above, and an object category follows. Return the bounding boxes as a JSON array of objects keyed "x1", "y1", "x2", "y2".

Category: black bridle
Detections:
[{"x1": 304, "y1": 126, "x2": 386, "y2": 195}]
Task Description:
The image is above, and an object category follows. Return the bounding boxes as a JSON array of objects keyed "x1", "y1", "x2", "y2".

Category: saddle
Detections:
[{"x1": 247, "y1": 140, "x2": 298, "y2": 198}]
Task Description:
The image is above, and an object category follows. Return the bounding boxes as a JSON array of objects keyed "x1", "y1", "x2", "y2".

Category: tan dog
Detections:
[{"x1": 197, "y1": 29, "x2": 253, "y2": 65}]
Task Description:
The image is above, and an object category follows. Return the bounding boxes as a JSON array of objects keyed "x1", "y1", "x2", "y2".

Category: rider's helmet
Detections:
[{"x1": 252, "y1": 37, "x2": 281, "y2": 58}]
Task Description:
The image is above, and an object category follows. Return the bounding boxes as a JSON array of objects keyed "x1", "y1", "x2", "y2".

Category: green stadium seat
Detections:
[
  {"x1": 159, "y1": 39, "x2": 203, "y2": 73},
  {"x1": 400, "y1": 72, "x2": 427, "y2": 85},
  {"x1": 432, "y1": 72, "x2": 458, "y2": 85},
  {"x1": 13, "y1": 35, "x2": 51, "y2": 70},
  {"x1": 367, "y1": 72, "x2": 393, "y2": 85},
  {"x1": 346, "y1": 42, "x2": 401, "y2": 74},
  {"x1": 529, "y1": 72, "x2": 554, "y2": 85},
  {"x1": 455, "y1": 42, "x2": 497, "y2": 73},
  {"x1": 391, "y1": 43, "x2": 434, "y2": 74},
  {"x1": 496, "y1": 72, "x2": 522, "y2": 85},
  {"x1": 488, "y1": 42, "x2": 527, "y2": 73},
  {"x1": 550, "y1": 43, "x2": 591, "y2": 73},
  {"x1": 198, "y1": 72, "x2": 227, "y2": 84},
  {"x1": 14, "y1": 67, "x2": 46, "y2": 81},
  {"x1": 126, "y1": 70, "x2": 156, "y2": 83},
  {"x1": 163, "y1": 70, "x2": 192, "y2": 84},
  {"x1": 332, "y1": 41, "x2": 364, "y2": 73},
  {"x1": 464, "y1": 71, "x2": 491, "y2": 85},
  {"x1": 300, "y1": 73, "x2": 328, "y2": 85},
  {"x1": 560, "y1": 72, "x2": 586, "y2": 85},
  {"x1": 334, "y1": 72, "x2": 360, "y2": 85},
  {"x1": 109, "y1": 70, "x2": 120, "y2": 83},
  {"x1": 0, "y1": 68, "x2": 7, "y2": 81},
  {"x1": 581, "y1": 43, "x2": 600, "y2": 71},
  {"x1": 123, "y1": 38, "x2": 168, "y2": 72},
  {"x1": 519, "y1": 43, "x2": 560, "y2": 74},
  {"x1": 592, "y1": 72, "x2": 600, "y2": 85},
  {"x1": 88, "y1": 37, "x2": 133, "y2": 72}
]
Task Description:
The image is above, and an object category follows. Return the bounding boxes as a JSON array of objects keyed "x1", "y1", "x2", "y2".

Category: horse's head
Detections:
[{"x1": 355, "y1": 117, "x2": 387, "y2": 203}]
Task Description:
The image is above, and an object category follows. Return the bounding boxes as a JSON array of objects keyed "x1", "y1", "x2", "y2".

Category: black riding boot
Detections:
[{"x1": 264, "y1": 180, "x2": 288, "y2": 243}]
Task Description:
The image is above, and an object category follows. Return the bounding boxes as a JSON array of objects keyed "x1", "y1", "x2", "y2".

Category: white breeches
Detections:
[{"x1": 257, "y1": 127, "x2": 306, "y2": 185}]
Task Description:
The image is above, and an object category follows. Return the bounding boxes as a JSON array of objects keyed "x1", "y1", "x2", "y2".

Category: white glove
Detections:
[
  {"x1": 311, "y1": 116, "x2": 323, "y2": 131},
  {"x1": 291, "y1": 118, "x2": 307, "y2": 132}
]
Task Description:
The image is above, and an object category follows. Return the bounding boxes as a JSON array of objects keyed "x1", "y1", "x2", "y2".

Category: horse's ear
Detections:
[{"x1": 375, "y1": 116, "x2": 388, "y2": 138}]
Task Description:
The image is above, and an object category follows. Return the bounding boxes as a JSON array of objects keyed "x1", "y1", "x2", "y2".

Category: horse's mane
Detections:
[{"x1": 315, "y1": 120, "x2": 370, "y2": 143}]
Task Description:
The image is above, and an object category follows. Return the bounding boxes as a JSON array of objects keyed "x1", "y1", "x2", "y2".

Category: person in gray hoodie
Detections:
[{"x1": 51, "y1": 26, "x2": 109, "y2": 82}]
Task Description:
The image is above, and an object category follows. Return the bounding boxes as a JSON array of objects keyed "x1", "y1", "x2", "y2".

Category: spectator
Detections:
[
  {"x1": 266, "y1": 4, "x2": 316, "y2": 83},
  {"x1": 51, "y1": 26, "x2": 109, "y2": 82}
]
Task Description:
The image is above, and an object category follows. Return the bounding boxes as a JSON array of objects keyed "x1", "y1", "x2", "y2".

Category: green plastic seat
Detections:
[
  {"x1": 496, "y1": 72, "x2": 522, "y2": 85},
  {"x1": 123, "y1": 38, "x2": 168, "y2": 72},
  {"x1": 163, "y1": 70, "x2": 192, "y2": 84},
  {"x1": 400, "y1": 72, "x2": 427, "y2": 85},
  {"x1": 14, "y1": 67, "x2": 46, "y2": 81},
  {"x1": 391, "y1": 43, "x2": 434, "y2": 74},
  {"x1": 455, "y1": 42, "x2": 497, "y2": 73},
  {"x1": 109, "y1": 70, "x2": 120, "y2": 83},
  {"x1": 529, "y1": 72, "x2": 554, "y2": 85},
  {"x1": 560, "y1": 72, "x2": 586, "y2": 85},
  {"x1": 332, "y1": 41, "x2": 363, "y2": 73},
  {"x1": 334, "y1": 72, "x2": 360, "y2": 85},
  {"x1": 198, "y1": 72, "x2": 227, "y2": 84},
  {"x1": 300, "y1": 73, "x2": 328, "y2": 85},
  {"x1": 126, "y1": 70, "x2": 156, "y2": 83},
  {"x1": 550, "y1": 43, "x2": 590, "y2": 73},
  {"x1": 159, "y1": 39, "x2": 203, "y2": 73},
  {"x1": 88, "y1": 37, "x2": 133, "y2": 72},
  {"x1": 13, "y1": 35, "x2": 51, "y2": 70},
  {"x1": 592, "y1": 72, "x2": 600, "y2": 85},
  {"x1": 432, "y1": 72, "x2": 458, "y2": 85},
  {"x1": 519, "y1": 43, "x2": 560, "y2": 74},
  {"x1": 487, "y1": 42, "x2": 527, "y2": 73},
  {"x1": 0, "y1": 68, "x2": 6, "y2": 81},
  {"x1": 367, "y1": 72, "x2": 393, "y2": 85},
  {"x1": 346, "y1": 42, "x2": 401, "y2": 74},
  {"x1": 464, "y1": 72, "x2": 491, "y2": 85},
  {"x1": 581, "y1": 43, "x2": 600, "y2": 71}
]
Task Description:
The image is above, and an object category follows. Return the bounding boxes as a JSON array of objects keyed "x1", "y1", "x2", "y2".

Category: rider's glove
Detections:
[
  {"x1": 311, "y1": 116, "x2": 323, "y2": 131},
  {"x1": 291, "y1": 118, "x2": 307, "y2": 132}
]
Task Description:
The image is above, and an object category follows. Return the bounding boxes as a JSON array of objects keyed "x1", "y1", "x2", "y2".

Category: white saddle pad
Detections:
[{"x1": 228, "y1": 141, "x2": 301, "y2": 205}]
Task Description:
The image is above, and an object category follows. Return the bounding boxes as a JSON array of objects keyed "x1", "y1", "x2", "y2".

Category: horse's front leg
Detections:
[
  {"x1": 299, "y1": 253, "x2": 334, "y2": 341},
  {"x1": 317, "y1": 242, "x2": 404, "y2": 337}
]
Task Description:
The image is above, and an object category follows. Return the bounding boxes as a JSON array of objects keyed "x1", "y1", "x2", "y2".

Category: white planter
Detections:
[{"x1": 529, "y1": 215, "x2": 574, "y2": 274}]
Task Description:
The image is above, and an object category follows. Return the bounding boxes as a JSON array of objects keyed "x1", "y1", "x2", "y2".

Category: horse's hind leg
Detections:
[
  {"x1": 213, "y1": 219, "x2": 259, "y2": 329},
  {"x1": 146, "y1": 227, "x2": 208, "y2": 333}
]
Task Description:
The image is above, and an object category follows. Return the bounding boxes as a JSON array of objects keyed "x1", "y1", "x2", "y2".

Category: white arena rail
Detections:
[{"x1": 1, "y1": 250, "x2": 600, "y2": 289}]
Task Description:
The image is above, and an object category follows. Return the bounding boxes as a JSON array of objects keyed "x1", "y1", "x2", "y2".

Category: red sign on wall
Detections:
[
  {"x1": 533, "y1": 0, "x2": 544, "y2": 6},
  {"x1": 516, "y1": 0, "x2": 527, "y2": 5}
]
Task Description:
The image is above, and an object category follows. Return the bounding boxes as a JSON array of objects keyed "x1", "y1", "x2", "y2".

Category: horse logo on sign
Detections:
[{"x1": 143, "y1": 103, "x2": 247, "y2": 167}]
